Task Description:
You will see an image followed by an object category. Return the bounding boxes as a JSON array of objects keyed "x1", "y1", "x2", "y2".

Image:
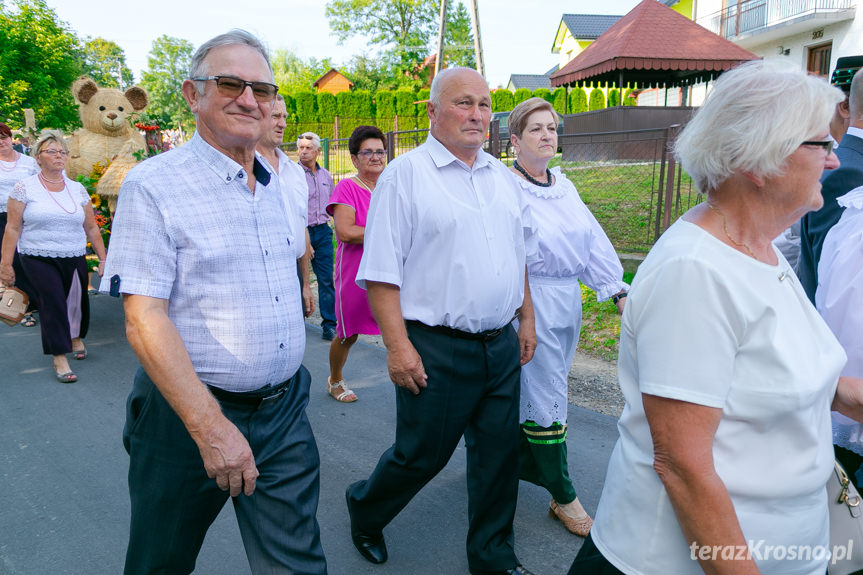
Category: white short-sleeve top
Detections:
[
  {"x1": 592, "y1": 219, "x2": 846, "y2": 575},
  {"x1": 0, "y1": 153, "x2": 39, "y2": 212},
  {"x1": 12, "y1": 174, "x2": 90, "y2": 258}
]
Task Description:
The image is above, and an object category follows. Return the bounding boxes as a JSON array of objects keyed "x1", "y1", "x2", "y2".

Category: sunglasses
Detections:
[
  {"x1": 356, "y1": 150, "x2": 386, "y2": 158},
  {"x1": 800, "y1": 139, "x2": 835, "y2": 155},
  {"x1": 192, "y1": 75, "x2": 279, "y2": 102}
]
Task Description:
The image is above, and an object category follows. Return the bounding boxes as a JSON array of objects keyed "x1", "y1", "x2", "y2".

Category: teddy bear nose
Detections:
[{"x1": 107, "y1": 112, "x2": 118, "y2": 120}]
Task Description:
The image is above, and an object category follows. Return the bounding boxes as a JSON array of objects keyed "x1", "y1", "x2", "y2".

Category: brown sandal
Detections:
[
  {"x1": 549, "y1": 499, "x2": 593, "y2": 537},
  {"x1": 327, "y1": 377, "x2": 357, "y2": 403}
]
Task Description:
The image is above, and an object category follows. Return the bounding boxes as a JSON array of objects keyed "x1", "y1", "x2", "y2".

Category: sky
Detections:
[{"x1": 44, "y1": 0, "x2": 643, "y2": 89}]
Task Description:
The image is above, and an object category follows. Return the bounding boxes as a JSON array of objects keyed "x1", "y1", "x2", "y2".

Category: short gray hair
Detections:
[
  {"x1": 509, "y1": 97, "x2": 558, "y2": 139},
  {"x1": 429, "y1": 67, "x2": 478, "y2": 108},
  {"x1": 189, "y1": 29, "x2": 273, "y2": 93},
  {"x1": 675, "y1": 60, "x2": 843, "y2": 194},
  {"x1": 297, "y1": 132, "x2": 321, "y2": 150},
  {"x1": 32, "y1": 129, "x2": 69, "y2": 158}
]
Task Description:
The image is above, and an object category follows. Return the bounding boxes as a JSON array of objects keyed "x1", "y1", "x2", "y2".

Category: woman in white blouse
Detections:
[
  {"x1": 0, "y1": 122, "x2": 40, "y2": 326},
  {"x1": 567, "y1": 62, "x2": 863, "y2": 575},
  {"x1": 0, "y1": 130, "x2": 106, "y2": 383},
  {"x1": 508, "y1": 97, "x2": 627, "y2": 538}
]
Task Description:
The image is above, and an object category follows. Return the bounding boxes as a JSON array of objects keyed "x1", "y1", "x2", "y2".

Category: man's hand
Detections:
[
  {"x1": 302, "y1": 284, "x2": 315, "y2": 317},
  {"x1": 517, "y1": 316, "x2": 536, "y2": 365},
  {"x1": 190, "y1": 415, "x2": 259, "y2": 497},
  {"x1": 387, "y1": 341, "x2": 428, "y2": 395}
]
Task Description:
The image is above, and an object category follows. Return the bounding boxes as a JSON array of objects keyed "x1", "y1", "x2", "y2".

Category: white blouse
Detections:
[
  {"x1": 817, "y1": 187, "x2": 863, "y2": 455},
  {"x1": 0, "y1": 153, "x2": 39, "y2": 212},
  {"x1": 514, "y1": 166, "x2": 626, "y2": 300},
  {"x1": 11, "y1": 174, "x2": 90, "y2": 258}
]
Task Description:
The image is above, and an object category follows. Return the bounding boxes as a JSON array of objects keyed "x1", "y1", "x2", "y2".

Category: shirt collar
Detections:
[
  {"x1": 425, "y1": 133, "x2": 492, "y2": 171},
  {"x1": 845, "y1": 126, "x2": 863, "y2": 141},
  {"x1": 298, "y1": 160, "x2": 321, "y2": 174},
  {"x1": 189, "y1": 131, "x2": 271, "y2": 186}
]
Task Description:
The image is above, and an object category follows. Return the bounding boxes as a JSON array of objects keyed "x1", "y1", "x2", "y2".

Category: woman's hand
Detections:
[
  {"x1": 833, "y1": 377, "x2": 863, "y2": 422},
  {"x1": 0, "y1": 262, "x2": 14, "y2": 287},
  {"x1": 97, "y1": 260, "x2": 105, "y2": 278}
]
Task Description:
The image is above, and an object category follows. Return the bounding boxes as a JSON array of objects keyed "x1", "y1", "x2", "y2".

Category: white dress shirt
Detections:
[
  {"x1": 274, "y1": 148, "x2": 308, "y2": 259},
  {"x1": 817, "y1": 186, "x2": 863, "y2": 454},
  {"x1": 357, "y1": 134, "x2": 528, "y2": 333}
]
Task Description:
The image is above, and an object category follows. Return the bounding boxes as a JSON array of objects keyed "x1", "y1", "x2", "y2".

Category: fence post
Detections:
[
  {"x1": 490, "y1": 118, "x2": 500, "y2": 158},
  {"x1": 662, "y1": 124, "x2": 681, "y2": 231},
  {"x1": 386, "y1": 131, "x2": 395, "y2": 163},
  {"x1": 654, "y1": 130, "x2": 668, "y2": 242},
  {"x1": 321, "y1": 138, "x2": 330, "y2": 171},
  {"x1": 393, "y1": 115, "x2": 399, "y2": 151},
  {"x1": 333, "y1": 116, "x2": 339, "y2": 140}
]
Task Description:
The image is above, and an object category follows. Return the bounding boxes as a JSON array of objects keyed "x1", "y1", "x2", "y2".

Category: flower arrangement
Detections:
[{"x1": 77, "y1": 160, "x2": 113, "y2": 248}]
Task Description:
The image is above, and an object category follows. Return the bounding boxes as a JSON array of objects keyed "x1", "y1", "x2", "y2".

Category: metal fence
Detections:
[{"x1": 281, "y1": 121, "x2": 697, "y2": 253}]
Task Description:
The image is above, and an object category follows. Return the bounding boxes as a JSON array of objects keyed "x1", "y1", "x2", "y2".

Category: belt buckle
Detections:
[{"x1": 483, "y1": 328, "x2": 502, "y2": 341}]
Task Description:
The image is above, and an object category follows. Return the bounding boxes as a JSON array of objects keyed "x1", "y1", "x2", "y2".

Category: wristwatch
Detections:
[{"x1": 612, "y1": 292, "x2": 628, "y2": 305}]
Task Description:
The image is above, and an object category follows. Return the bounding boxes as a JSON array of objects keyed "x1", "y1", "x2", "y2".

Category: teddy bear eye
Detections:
[
  {"x1": 99, "y1": 106, "x2": 105, "y2": 111},
  {"x1": 118, "y1": 106, "x2": 124, "y2": 111}
]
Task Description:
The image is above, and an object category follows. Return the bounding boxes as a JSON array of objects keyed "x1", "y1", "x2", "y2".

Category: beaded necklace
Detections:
[
  {"x1": 38, "y1": 172, "x2": 77, "y2": 215},
  {"x1": 0, "y1": 151, "x2": 18, "y2": 172},
  {"x1": 513, "y1": 160, "x2": 552, "y2": 188}
]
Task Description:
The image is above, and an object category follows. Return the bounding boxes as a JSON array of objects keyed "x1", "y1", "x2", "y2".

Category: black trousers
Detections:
[
  {"x1": 123, "y1": 366, "x2": 327, "y2": 575},
  {"x1": 0, "y1": 212, "x2": 38, "y2": 312},
  {"x1": 347, "y1": 323, "x2": 522, "y2": 572},
  {"x1": 19, "y1": 254, "x2": 88, "y2": 355}
]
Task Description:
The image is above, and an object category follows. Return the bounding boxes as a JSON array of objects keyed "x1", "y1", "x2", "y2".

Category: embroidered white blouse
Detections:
[
  {"x1": 11, "y1": 174, "x2": 90, "y2": 258},
  {"x1": 0, "y1": 153, "x2": 39, "y2": 212}
]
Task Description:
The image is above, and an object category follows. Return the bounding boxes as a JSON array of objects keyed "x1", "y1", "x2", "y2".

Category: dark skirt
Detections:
[
  {"x1": 0, "y1": 212, "x2": 39, "y2": 312},
  {"x1": 18, "y1": 254, "x2": 89, "y2": 355}
]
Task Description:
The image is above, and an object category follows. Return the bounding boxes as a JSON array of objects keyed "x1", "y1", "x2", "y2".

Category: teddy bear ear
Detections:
[
  {"x1": 125, "y1": 86, "x2": 149, "y2": 111},
  {"x1": 72, "y1": 76, "x2": 99, "y2": 104}
]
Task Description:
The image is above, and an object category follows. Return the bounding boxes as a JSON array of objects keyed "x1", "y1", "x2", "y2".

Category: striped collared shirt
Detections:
[{"x1": 103, "y1": 132, "x2": 304, "y2": 391}]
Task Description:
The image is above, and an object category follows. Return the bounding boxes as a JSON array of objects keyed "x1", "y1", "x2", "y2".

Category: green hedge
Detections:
[
  {"x1": 569, "y1": 88, "x2": 588, "y2": 114},
  {"x1": 551, "y1": 87, "x2": 566, "y2": 116},
  {"x1": 317, "y1": 92, "x2": 336, "y2": 123},
  {"x1": 608, "y1": 88, "x2": 620, "y2": 107},
  {"x1": 294, "y1": 91, "x2": 317, "y2": 123},
  {"x1": 532, "y1": 88, "x2": 552, "y2": 104},
  {"x1": 394, "y1": 89, "x2": 418, "y2": 129},
  {"x1": 623, "y1": 88, "x2": 637, "y2": 106},
  {"x1": 491, "y1": 89, "x2": 514, "y2": 113},
  {"x1": 376, "y1": 90, "x2": 396, "y2": 119},
  {"x1": 588, "y1": 88, "x2": 606, "y2": 111},
  {"x1": 416, "y1": 88, "x2": 430, "y2": 129},
  {"x1": 513, "y1": 88, "x2": 532, "y2": 106}
]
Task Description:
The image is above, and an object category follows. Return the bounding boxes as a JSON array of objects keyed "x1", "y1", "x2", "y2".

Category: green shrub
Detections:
[
  {"x1": 532, "y1": 88, "x2": 552, "y2": 104},
  {"x1": 294, "y1": 91, "x2": 317, "y2": 123},
  {"x1": 588, "y1": 88, "x2": 606, "y2": 111},
  {"x1": 281, "y1": 93, "x2": 297, "y2": 123},
  {"x1": 416, "y1": 88, "x2": 430, "y2": 129},
  {"x1": 569, "y1": 87, "x2": 588, "y2": 114},
  {"x1": 354, "y1": 90, "x2": 374, "y2": 118},
  {"x1": 623, "y1": 88, "x2": 637, "y2": 106},
  {"x1": 317, "y1": 92, "x2": 336, "y2": 123},
  {"x1": 491, "y1": 89, "x2": 514, "y2": 112},
  {"x1": 376, "y1": 90, "x2": 396, "y2": 118},
  {"x1": 513, "y1": 88, "x2": 532, "y2": 106},
  {"x1": 608, "y1": 88, "x2": 620, "y2": 107},
  {"x1": 551, "y1": 87, "x2": 566, "y2": 116},
  {"x1": 395, "y1": 89, "x2": 417, "y2": 129}
]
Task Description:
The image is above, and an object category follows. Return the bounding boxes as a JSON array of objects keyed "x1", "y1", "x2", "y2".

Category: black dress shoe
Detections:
[
  {"x1": 345, "y1": 485, "x2": 388, "y2": 564},
  {"x1": 351, "y1": 531, "x2": 388, "y2": 564},
  {"x1": 470, "y1": 565, "x2": 536, "y2": 575}
]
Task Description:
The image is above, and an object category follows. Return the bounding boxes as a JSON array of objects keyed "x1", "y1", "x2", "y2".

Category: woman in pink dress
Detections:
[{"x1": 324, "y1": 126, "x2": 386, "y2": 402}]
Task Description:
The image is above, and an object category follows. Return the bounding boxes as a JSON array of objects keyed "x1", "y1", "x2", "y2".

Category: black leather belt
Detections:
[
  {"x1": 208, "y1": 377, "x2": 291, "y2": 407},
  {"x1": 406, "y1": 320, "x2": 507, "y2": 341}
]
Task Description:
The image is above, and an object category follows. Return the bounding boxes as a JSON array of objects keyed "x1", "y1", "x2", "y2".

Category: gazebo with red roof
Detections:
[{"x1": 550, "y1": 0, "x2": 759, "y2": 90}]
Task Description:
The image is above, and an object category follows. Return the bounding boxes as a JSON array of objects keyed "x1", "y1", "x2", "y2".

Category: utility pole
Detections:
[
  {"x1": 435, "y1": 0, "x2": 449, "y2": 75},
  {"x1": 466, "y1": 0, "x2": 485, "y2": 78}
]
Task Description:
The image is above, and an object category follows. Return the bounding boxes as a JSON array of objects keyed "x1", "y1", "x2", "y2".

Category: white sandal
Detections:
[{"x1": 327, "y1": 377, "x2": 358, "y2": 403}]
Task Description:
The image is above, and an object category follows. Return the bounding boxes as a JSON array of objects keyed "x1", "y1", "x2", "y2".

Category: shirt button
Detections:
[
  {"x1": 275, "y1": 296, "x2": 280, "y2": 302},
  {"x1": 238, "y1": 173, "x2": 244, "y2": 179},
  {"x1": 265, "y1": 250, "x2": 269, "y2": 256},
  {"x1": 279, "y1": 343, "x2": 285, "y2": 349},
  {"x1": 226, "y1": 176, "x2": 232, "y2": 181}
]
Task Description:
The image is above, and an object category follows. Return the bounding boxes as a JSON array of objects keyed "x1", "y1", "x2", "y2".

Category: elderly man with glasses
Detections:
[
  {"x1": 297, "y1": 131, "x2": 337, "y2": 340},
  {"x1": 102, "y1": 30, "x2": 326, "y2": 575}
]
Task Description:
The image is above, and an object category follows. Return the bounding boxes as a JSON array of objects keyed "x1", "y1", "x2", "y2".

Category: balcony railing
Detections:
[{"x1": 698, "y1": 0, "x2": 855, "y2": 39}]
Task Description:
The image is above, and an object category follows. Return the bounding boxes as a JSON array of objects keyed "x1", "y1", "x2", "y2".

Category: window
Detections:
[{"x1": 808, "y1": 43, "x2": 832, "y2": 78}]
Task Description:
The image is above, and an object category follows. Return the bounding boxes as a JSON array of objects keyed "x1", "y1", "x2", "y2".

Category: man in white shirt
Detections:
[
  {"x1": 346, "y1": 67, "x2": 537, "y2": 575},
  {"x1": 256, "y1": 94, "x2": 314, "y2": 316}
]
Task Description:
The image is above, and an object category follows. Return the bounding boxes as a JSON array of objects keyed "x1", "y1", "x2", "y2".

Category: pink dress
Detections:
[{"x1": 326, "y1": 179, "x2": 380, "y2": 338}]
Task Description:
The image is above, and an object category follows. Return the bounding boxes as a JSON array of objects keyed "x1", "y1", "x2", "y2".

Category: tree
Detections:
[
  {"x1": 271, "y1": 48, "x2": 334, "y2": 95},
  {"x1": 513, "y1": 88, "x2": 532, "y2": 106},
  {"x1": 443, "y1": 1, "x2": 475, "y2": 69},
  {"x1": 491, "y1": 90, "x2": 514, "y2": 113},
  {"x1": 82, "y1": 38, "x2": 134, "y2": 89},
  {"x1": 589, "y1": 88, "x2": 606, "y2": 111},
  {"x1": 569, "y1": 87, "x2": 588, "y2": 114},
  {"x1": 0, "y1": 0, "x2": 84, "y2": 130},
  {"x1": 326, "y1": 0, "x2": 439, "y2": 69},
  {"x1": 140, "y1": 35, "x2": 195, "y2": 132}
]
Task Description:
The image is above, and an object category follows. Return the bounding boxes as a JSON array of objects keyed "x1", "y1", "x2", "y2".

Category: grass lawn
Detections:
[{"x1": 578, "y1": 272, "x2": 635, "y2": 362}]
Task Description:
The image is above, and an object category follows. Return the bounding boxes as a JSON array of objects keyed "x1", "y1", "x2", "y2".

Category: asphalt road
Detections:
[{"x1": 0, "y1": 294, "x2": 619, "y2": 575}]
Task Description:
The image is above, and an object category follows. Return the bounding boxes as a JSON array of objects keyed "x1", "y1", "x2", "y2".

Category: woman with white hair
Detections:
[
  {"x1": 0, "y1": 130, "x2": 107, "y2": 383},
  {"x1": 568, "y1": 61, "x2": 863, "y2": 574}
]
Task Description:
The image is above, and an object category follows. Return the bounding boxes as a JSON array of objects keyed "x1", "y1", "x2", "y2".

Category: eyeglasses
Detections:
[
  {"x1": 800, "y1": 139, "x2": 835, "y2": 155},
  {"x1": 192, "y1": 75, "x2": 279, "y2": 102},
  {"x1": 356, "y1": 150, "x2": 386, "y2": 158},
  {"x1": 40, "y1": 149, "x2": 68, "y2": 157}
]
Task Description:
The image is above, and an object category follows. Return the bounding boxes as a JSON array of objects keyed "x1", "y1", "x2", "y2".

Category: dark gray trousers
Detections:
[{"x1": 123, "y1": 366, "x2": 326, "y2": 575}]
